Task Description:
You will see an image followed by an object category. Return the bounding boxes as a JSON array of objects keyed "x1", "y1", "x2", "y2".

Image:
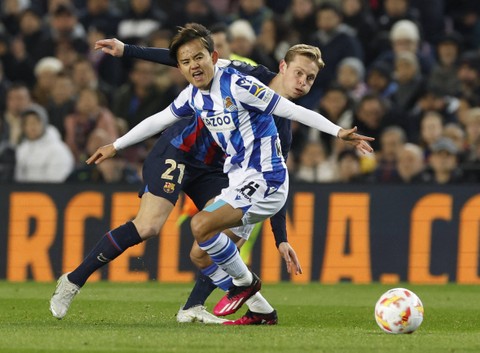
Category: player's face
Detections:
[
  {"x1": 280, "y1": 54, "x2": 319, "y2": 99},
  {"x1": 177, "y1": 39, "x2": 218, "y2": 90}
]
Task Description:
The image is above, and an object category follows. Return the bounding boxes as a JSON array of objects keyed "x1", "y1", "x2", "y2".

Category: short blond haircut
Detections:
[{"x1": 284, "y1": 44, "x2": 325, "y2": 70}]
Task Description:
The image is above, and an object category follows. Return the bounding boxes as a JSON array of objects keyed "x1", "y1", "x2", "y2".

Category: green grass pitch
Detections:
[{"x1": 0, "y1": 281, "x2": 479, "y2": 353}]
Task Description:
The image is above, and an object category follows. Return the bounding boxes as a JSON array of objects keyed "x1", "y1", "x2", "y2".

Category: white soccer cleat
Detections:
[
  {"x1": 176, "y1": 305, "x2": 227, "y2": 324},
  {"x1": 49, "y1": 273, "x2": 80, "y2": 319}
]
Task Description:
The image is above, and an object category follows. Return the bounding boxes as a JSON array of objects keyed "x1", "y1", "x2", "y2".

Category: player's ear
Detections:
[
  {"x1": 212, "y1": 50, "x2": 219, "y2": 64},
  {"x1": 279, "y1": 59, "x2": 287, "y2": 74}
]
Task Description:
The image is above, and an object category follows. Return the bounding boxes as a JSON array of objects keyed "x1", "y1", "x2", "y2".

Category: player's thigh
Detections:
[
  {"x1": 133, "y1": 192, "x2": 174, "y2": 240},
  {"x1": 141, "y1": 143, "x2": 188, "y2": 206}
]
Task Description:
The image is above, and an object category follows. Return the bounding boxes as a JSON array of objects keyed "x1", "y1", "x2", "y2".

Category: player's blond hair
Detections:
[{"x1": 284, "y1": 44, "x2": 325, "y2": 70}]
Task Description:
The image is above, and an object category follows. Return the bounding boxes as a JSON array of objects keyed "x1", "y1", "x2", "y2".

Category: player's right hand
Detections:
[
  {"x1": 94, "y1": 38, "x2": 125, "y2": 57},
  {"x1": 86, "y1": 144, "x2": 117, "y2": 165}
]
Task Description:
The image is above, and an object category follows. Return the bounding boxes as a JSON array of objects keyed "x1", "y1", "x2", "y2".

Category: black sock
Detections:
[
  {"x1": 183, "y1": 271, "x2": 217, "y2": 310},
  {"x1": 68, "y1": 221, "x2": 142, "y2": 287}
]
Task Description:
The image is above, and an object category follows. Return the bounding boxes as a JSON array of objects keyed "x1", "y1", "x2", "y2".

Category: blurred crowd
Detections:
[{"x1": 0, "y1": 0, "x2": 479, "y2": 185}]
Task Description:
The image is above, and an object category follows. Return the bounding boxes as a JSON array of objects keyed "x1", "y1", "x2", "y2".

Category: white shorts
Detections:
[{"x1": 214, "y1": 167, "x2": 289, "y2": 234}]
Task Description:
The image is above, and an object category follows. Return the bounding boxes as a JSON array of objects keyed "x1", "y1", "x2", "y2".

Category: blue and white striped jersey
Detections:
[{"x1": 170, "y1": 66, "x2": 286, "y2": 178}]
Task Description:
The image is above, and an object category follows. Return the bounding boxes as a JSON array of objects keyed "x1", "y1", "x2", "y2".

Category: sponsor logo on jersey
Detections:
[
  {"x1": 224, "y1": 96, "x2": 237, "y2": 112},
  {"x1": 237, "y1": 78, "x2": 273, "y2": 103},
  {"x1": 163, "y1": 182, "x2": 175, "y2": 194},
  {"x1": 203, "y1": 114, "x2": 236, "y2": 132}
]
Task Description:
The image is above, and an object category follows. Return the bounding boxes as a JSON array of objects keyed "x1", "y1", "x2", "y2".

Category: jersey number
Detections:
[{"x1": 161, "y1": 159, "x2": 186, "y2": 183}]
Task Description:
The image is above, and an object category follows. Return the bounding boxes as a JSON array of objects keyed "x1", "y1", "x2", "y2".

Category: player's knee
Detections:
[
  {"x1": 132, "y1": 220, "x2": 161, "y2": 239},
  {"x1": 190, "y1": 213, "x2": 209, "y2": 242}
]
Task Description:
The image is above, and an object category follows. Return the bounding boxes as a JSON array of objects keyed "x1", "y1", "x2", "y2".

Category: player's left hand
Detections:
[
  {"x1": 338, "y1": 126, "x2": 374, "y2": 154},
  {"x1": 278, "y1": 242, "x2": 302, "y2": 275}
]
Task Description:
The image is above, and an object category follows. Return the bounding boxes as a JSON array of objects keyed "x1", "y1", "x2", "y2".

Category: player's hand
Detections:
[
  {"x1": 337, "y1": 126, "x2": 375, "y2": 154},
  {"x1": 278, "y1": 242, "x2": 302, "y2": 275},
  {"x1": 86, "y1": 144, "x2": 117, "y2": 165},
  {"x1": 94, "y1": 38, "x2": 125, "y2": 57}
]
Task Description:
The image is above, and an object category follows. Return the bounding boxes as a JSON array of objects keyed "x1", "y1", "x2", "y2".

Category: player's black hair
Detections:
[{"x1": 169, "y1": 23, "x2": 215, "y2": 62}]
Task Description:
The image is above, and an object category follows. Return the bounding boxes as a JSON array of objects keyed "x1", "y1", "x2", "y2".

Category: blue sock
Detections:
[
  {"x1": 183, "y1": 271, "x2": 217, "y2": 310},
  {"x1": 68, "y1": 221, "x2": 142, "y2": 287}
]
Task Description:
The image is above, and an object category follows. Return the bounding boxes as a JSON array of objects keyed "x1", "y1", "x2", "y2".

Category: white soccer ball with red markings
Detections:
[{"x1": 374, "y1": 288, "x2": 424, "y2": 334}]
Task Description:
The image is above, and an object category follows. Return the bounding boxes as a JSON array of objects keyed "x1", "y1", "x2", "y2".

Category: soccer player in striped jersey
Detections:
[
  {"x1": 92, "y1": 37, "x2": 322, "y2": 324},
  {"x1": 88, "y1": 24, "x2": 372, "y2": 316}
]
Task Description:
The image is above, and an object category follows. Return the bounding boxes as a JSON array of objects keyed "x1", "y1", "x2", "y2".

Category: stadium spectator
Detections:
[
  {"x1": 228, "y1": 19, "x2": 276, "y2": 70},
  {"x1": 111, "y1": 59, "x2": 168, "y2": 129},
  {"x1": 428, "y1": 32, "x2": 462, "y2": 96},
  {"x1": 417, "y1": 137, "x2": 464, "y2": 184},
  {"x1": 391, "y1": 52, "x2": 425, "y2": 114},
  {"x1": 443, "y1": 122, "x2": 467, "y2": 163},
  {"x1": 392, "y1": 142, "x2": 425, "y2": 183},
  {"x1": 351, "y1": 94, "x2": 392, "y2": 150},
  {"x1": 334, "y1": 149, "x2": 363, "y2": 182},
  {"x1": 372, "y1": 125, "x2": 407, "y2": 182},
  {"x1": 46, "y1": 71, "x2": 76, "y2": 139},
  {"x1": 295, "y1": 141, "x2": 336, "y2": 182},
  {"x1": 335, "y1": 56, "x2": 367, "y2": 102},
  {"x1": 17, "y1": 7, "x2": 45, "y2": 65},
  {"x1": 64, "y1": 87, "x2": 118, "y2": 163},
  {"x1": 308, "y1": 84, "x2": 353, "y2": 154},
  {"x1": 456, "y1": 51, "x2": 480, "y2": 103},
  {"x1": 283, "y1": 0, "x2": 316, "y2": 43},
  {"x1": 71, "y1": 57, "x2": 113, "y2": 104},
  {"x1": 3, "y1": 83, "x2": 34, "y2": 146},
  {"x1": 32, "y1": 56, "x2": 64, "y2": 106},
  {"x1": 365, "y1": 61, "x2": 398, "y2": 100},
  {"x1": 256, "y1": 15, "x2": 292, "y2": 66},
  {"x1": 228, "y1": 0, "x2": 273, "y2": 35},
  {"x1": 169, "y1": 0, "x2": 220, "y2": 30},
  {"x1": 66, "y1": 128, "x2": 141, "y2": 183},
  {"x1": 419, "y1": 111, "x2": 444, "y2": 156},
  {"x1": 464, "y1": 108, "x2": 480, "y2": 154},
  {"x1": 78, "y1": 0, "x2": 121, "y2": 37},
  {"x1": 116, "y1": 0, "x2": 166, "y2": 45},
  {"x1": 14, "y1": 107, "x2": 74, "y2": 182}
]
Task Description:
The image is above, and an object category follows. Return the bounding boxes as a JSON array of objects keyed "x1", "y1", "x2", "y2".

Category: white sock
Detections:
[
  {"x1": 246, "y1": 292, "x2": 274, "y2": 314},
  {"x1": 198, "y1": 232, "x2": 249, "y2": 280}
]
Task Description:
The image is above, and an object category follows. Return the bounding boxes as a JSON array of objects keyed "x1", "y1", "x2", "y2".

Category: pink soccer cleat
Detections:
[{"x1": 213, "y1": 272, "x2": 261, "y2": 316}]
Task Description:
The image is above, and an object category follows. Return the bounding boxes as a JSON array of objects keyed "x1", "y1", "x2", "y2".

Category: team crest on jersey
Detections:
[
  {"x1": 163, "y1": 182, "x2": 175, "y2": 194},
  {"x1": 237, "y1": 78, "x2": 273, "y2": 103},
  {"x1": 224, "y1": 96, "x2": 237, "y2": 112}
]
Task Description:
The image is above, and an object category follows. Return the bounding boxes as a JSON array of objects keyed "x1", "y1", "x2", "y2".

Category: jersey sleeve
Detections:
[
  {"x1": 234, "y1": 76, "x2": 281, "y2": 115},
  {"x1": 272, "y1": 97, "x2": 341, "y2": 137},
  {"x1": 123, "y1": 45, "x2": 177, "y2": 67}
]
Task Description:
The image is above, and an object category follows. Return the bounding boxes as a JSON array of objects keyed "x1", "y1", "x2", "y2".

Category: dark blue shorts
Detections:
[{"x1": 140, "y1": 139, "x2": 228, "y2": 210}]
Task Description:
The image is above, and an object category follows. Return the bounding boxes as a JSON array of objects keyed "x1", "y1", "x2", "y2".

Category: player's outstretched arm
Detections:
[
  {"x1": 95, "y1": 38, "x2": 176, "y2": 66},
  {"x1": 272, "y1": 97, "x2": 374, "y2": 153}
]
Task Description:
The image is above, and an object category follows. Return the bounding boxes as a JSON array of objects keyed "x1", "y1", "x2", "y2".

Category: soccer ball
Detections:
[{"x1": 374, "y1": 288, "x2": 424, "y2": 334}]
